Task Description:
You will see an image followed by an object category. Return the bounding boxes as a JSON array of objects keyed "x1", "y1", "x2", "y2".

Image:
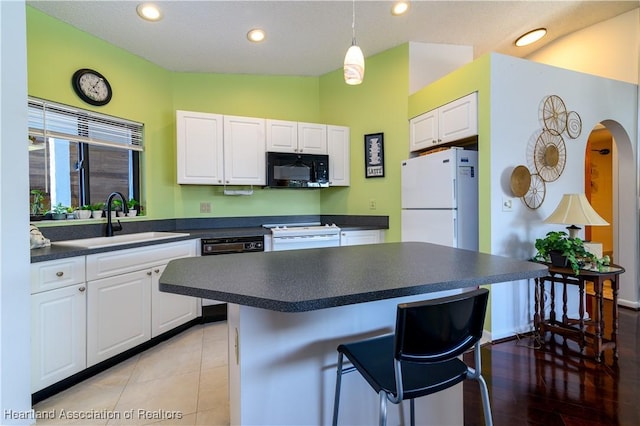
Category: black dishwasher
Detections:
[{"x1": 200, "y1": 235, "x2": 264, "y2": 322}]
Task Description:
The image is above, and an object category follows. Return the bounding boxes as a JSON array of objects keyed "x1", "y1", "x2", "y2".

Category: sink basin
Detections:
[{"x1": 54, "y1": 232, "x2": 190, "y2": 249}]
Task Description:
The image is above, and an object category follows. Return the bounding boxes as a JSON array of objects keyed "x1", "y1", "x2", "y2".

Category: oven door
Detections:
[{"x1": 271, "y1": 234, "x2": 340, "y2": 251}]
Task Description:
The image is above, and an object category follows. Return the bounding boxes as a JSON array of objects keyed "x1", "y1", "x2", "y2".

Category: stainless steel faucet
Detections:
[{"x1": 105, "y1": 192, "x2": 129, "y2": 237}]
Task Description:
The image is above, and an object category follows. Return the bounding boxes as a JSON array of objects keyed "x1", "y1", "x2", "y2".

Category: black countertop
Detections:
[
  {"x1": 159, "y1": 242, "x2": 549, "y2": 312},
  {"x1": 30, "y1": 214, "x2": 388, "y2": 263}
]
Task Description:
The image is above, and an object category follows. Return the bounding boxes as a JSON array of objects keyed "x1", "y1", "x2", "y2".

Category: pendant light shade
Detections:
[
  {"x1": 344, "y1": 43, "x2": 365, "y2": 85},
  {"x1": 344, "y1": 0, "x2": 364, "y2": 85}
]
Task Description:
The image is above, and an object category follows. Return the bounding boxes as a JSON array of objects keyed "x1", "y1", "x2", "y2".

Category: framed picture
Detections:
[
  {"x1": 364, "y1": 132, "x2": 385, "y2": 178},
  {"x1": 364, "y1": 133, "x2": 384, "y2": 178}
]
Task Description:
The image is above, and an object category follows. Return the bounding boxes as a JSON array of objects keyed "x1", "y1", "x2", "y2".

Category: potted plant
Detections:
[
  {"x1": 90, "y1": 202, "x2": 104, "y2": 219},
  {"x1": 50, "y1": 202, "x2": 68, "y2": 220},
  {"x1": 74, "y1": 205, "x2": 92, "y2": 219},
  {"x1": 30, "y1": 189, "x2": 46, "y2": 221},
  {"x1": 533, "y1": 231, "x2": 605, "y2": 274},
  {"x1": 126, "y1": 198, "x2": 139, "y2": 217}
]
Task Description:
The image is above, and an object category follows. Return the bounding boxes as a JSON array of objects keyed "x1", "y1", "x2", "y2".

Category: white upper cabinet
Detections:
[
  {"x1": 176, "y1": 110, "x2": 224, "y2": 185},
  {"x1": 409, "y1": 110, "x2": 438, "y2": 151},
  {"x1": 327, "y1": 125, "x2": 350, "y2": 186},
  {"x1": 266, "y1": 120, "x2": 327, "y2": 155},
  {"x1": 410, "y1": 92, "x2": 478, "y2": 152},
  {"x1": 297, "y1": 122, "x2": 327, "y2": 154},
  {"x1": 266, "y1": 119, "x2": 298, "y2": 152},
  {"x1": 438, "y1": 92, "x2": 478, "y2": 143},
  {"x1": 176, "y1": 111, "x2": 265, "y2": 186},
  {"x1": 223, "y1": 115, "x2": 266, "y2": 185}
]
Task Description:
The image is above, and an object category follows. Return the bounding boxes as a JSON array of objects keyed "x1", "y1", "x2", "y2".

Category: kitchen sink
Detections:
[{"x1": 53, "y1": 232, "x2": 190, "y2": 249}]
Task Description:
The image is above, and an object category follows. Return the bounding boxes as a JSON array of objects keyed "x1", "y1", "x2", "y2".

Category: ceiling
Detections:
[{"x1": 27, "y1": 1, "x2": 638, "y2": 77}]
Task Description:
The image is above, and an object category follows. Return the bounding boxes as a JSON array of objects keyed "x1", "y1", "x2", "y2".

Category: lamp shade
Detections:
[
  {"x1": 344, "y1": 44, "x2": 365, "y2": 85},
  {"x1": 544, "y1": 193, "x2": 609, "y2": 226}
]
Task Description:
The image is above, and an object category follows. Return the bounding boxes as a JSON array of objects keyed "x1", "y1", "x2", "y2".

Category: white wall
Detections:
[
  {"x1": 0, "y1": 0, "x2": 32, "y2": 423},
  {"x1": 409, "y1": 42, "x2": 473, "y2": 95},
  {"x1": 527, "y1": 8, "x2": 639, "y2": 84},
  {"x1": 488, "y1": 53, "x2": 638, "y2": 338}
]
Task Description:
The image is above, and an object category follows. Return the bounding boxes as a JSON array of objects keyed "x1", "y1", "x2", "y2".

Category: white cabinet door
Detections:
[
  {"x1": 327, "y1": 125, "x2": 350, "y2": 186},
  {"x1": 298, "y1": 122, "x2": 327, "y2": 154},
  {"x1": 409, "y1": 92, "x2": 478, "y2": 152},
  {"x1": 439, "y1": 92, "x2": 478, "y2": 144},
  {"x1": 151, "y1": 264, "x2": 199, "y2": 338},
  {"x1": 340, "y1": 230, "x2": 384, "y2": 246},
  {"x1": 87, "y1": 269, "x2": 151, "y2": 366},
  {"x1": 266, "y1": 119, "x2": 298, "y2": 153},
  {"x1": 176, "y1": 110, "x2": 224, "y2": 185},
  {"x1": 410, "y1": 110, "x2": 438, "y2": 151},
  {"x1": 223, "y1": 115, "x2": 266, "y2": 185},
  {"x1": 31, "y1": 284, "x2": 87, "y2": 392}
]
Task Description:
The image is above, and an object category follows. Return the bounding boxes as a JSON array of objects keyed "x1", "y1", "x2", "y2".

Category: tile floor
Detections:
[{"x1": 33, "y1": 322, "x2": 230, "y2": 426}]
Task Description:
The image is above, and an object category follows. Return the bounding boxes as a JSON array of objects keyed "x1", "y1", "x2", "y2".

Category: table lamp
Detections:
[{"x1": 544, "y1": 193, "x2": 609, "y2": 239}]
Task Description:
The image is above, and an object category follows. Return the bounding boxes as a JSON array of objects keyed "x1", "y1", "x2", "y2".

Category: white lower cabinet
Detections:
[
  {"x1": 87, "y1": 269, "x2": 152, "y2": 366},
  {"x1": 151, "y1": 264, "x2": 199, "y2": 338},
  {"x1": 31, "y1": 240, "x2": 199, "y2": 391},
  {"x1": 340, "y1": 230, "x2": 385, "y2": 246},
  {"x1": 31, "y1": 283, "x2": 87, "y2": 392},
  {"x1": 86, "y1": 240, "x2": 198, "y2": 366}
]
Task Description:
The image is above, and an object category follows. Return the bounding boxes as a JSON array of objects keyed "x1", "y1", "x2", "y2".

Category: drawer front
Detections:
[
  {"x1": 86, "y1": 240, "x2": 196, "y2": 281},
  {"x1": 31, "y1": 257, "x2": 86, "y2": 294}
]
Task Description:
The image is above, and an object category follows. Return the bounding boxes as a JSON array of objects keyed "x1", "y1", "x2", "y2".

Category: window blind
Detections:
[{"x1": 28, "y1": 97, "x2": 143, "y2": 151}]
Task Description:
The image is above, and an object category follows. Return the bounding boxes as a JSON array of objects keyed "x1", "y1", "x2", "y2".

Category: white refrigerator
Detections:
[{"x1": 401, "y1": 148, "x2": 478, "y2": 250}]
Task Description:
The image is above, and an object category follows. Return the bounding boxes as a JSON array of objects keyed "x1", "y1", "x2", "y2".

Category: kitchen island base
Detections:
[{"x1": 227, "y1": 292, "x2": 464, "y2": 426}]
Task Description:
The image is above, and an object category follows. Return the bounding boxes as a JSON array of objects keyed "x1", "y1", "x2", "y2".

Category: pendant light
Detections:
[{"x1": 344, "y1": 0, "x2": 364, "y2": 85}]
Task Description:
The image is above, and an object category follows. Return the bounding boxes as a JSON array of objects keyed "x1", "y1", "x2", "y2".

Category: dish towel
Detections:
[{"x1": 30, "y1": 225, "x2": 51, "y2": 249}]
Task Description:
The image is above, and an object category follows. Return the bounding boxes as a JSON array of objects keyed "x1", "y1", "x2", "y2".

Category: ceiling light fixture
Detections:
[
  {"x1": 247, "y1": 28, "x2": 266, "y2": 43},
  {"x1": 136, "y1": 3, "x2": 162, "y2": 21},
  {"x1": 515, "y1": 28, "x2": 547, "y2": 47},
  {"x1": 344, "y1": 0, "x2": 365, "y2": 85},
  {"x1": 391, "y1": 1, "x2": 410, "y2": 16}
]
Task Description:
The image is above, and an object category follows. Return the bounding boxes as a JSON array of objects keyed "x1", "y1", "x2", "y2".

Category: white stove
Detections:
[{"x1": 264, "y1": 223, "x2": 341, "y2": 251}]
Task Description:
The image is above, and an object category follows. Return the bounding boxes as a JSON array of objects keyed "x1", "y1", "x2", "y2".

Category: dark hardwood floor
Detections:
[{"x1": 464, "y1": 305, "x2": 639, "y2": 425}]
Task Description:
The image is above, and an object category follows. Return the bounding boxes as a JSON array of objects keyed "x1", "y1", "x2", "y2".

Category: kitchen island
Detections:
[{"x1": 160, "y1": 242, "x2": 548, "y2": 425}]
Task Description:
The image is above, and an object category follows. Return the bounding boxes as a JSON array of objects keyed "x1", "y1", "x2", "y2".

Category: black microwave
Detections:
[{"x1": 266, "y1": 152, "x2": 330, "y2": 188}]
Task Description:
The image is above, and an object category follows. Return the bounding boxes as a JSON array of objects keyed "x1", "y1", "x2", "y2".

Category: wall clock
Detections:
[{"x1": 71, "y1": 68, "x2": 112, "y2": 106}]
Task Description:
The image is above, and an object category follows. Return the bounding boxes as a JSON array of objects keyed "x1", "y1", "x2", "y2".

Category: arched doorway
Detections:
[
  {"x1": 585, "y1": 124, "x2": 613, "y2": 260},
  {"x1": 584, "y1": 120, "x2": 638, "y2": 309}
]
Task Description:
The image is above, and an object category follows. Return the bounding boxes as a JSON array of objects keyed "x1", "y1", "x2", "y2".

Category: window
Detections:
[{"x1": 28, "y1": 98, "x2": 142, "y2": 215}]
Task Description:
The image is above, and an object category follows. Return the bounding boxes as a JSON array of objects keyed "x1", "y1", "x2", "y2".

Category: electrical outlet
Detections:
[
  {"x1": 502, "y1": 197, "x2": 513, "y2": 212},
  {"x1": 200, "y1": 202, "x2": 211, "y2": 213},
  {"x1": 369, "y1": 199, "x2": 377, "y2": 210}
]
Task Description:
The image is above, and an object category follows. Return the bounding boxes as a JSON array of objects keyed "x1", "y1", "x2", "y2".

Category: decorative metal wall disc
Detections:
[
  {"x1": 523, "y1": 173, "x2": 546, "y2": 209},
  {"x1": 534, "y1": 130, "x2": 566, "y2": 182},
  {"x1": 510, "y1": 165, "x2": 531, "y2": 197},
  {"x1": 542, "y1": 95, "x2": 567, "y2": 136},
  {"x1": 566, "y1": 110, "x2": 582, "y2": 139}
]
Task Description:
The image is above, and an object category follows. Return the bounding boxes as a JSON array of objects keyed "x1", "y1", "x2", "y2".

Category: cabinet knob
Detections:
[
  {"x1": 147, "y1": 271, "x2": 152, "y2": 276},
  {"x1": 56, "y1": 271, "x2": 64, "y2": 277},
  {"x1": 218, "y1": 179, "x2": 222, "y2": 183},
  {"x1": 78, "y1": 286, "x2": 86, "y2": 292},
  {"x1": 154, "y1": 269, "x2": 160, "y2": 274}
]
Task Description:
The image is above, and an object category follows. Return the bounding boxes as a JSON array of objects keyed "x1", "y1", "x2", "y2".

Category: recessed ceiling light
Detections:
[
  {"x1": 391, "y1": 1, "x2": 410, "y2": 16},
  {"x1": 247, "y1": 29, "x2": 266, "y2": 43},
  {"x1": 515, "y1": 28, "x2": 547, "y2": 47},
  {"x1": 136, "y1": 3, "x2": 162, "y2": 22}
]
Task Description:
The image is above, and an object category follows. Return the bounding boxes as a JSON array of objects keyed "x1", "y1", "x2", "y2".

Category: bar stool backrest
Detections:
[{"x1": 394, "y1": 288, "x2": 489, "y2": 363}]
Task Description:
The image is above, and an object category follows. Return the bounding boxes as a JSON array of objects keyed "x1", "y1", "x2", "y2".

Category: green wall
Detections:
[
  {"x1": 319, "y1": 45, "x2": 409, "y2": 242},
  {"x1": 26, "y1": 7, "x2": 413, "y2": 232},
  {"x1": 408, "y1": 55, "x2": 492, "y2": 252}
]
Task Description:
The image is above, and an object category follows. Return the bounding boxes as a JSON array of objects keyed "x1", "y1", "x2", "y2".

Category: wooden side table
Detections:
[{"x1": 533, "y1": 263, "x2": 625, "y2": 362}]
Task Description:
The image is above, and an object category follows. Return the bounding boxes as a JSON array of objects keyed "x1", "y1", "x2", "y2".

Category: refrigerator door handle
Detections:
[
  {"x1": 452, "y1": 178, "x2": 457, "y2": 202},
  {"x1": 453, "y1": 217, "x2": 457, "y2": 244}
]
